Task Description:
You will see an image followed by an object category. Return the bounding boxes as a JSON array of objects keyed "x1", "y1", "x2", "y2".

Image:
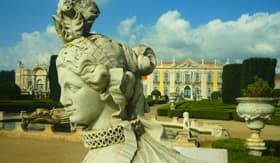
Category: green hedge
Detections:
[
  {"x1": 212, "y1": 138, "x2": 280, "y2": 163},
  {"x1": 241, "y1": 58, "x2": 277, "y2": 91},
  {"x1": 157, "y1": 105, "x2": 169, "y2": 116},
  {"x1": 266, "y1": 108, "x2": 280, "y2": 125},
  {"x1": 187, "y1": 110, "x2": 233, "y2": 120},
  {"x1": 156, "y1": 101, "x2": 280, "y2": 125},
  {"x1": 222, "y1": 64, "x2": 242, "y2": 104},
  {"x1": 146, "y1": 96, "x2": 167, "y2": 106},
  {"x1": 212, "y1": 138, "x2": 246, "y2": 152},
  {"x1": 48, "y1": 55, "x2": 61, "y2": 101},
  {"x1": 0, "y1": 100, "x2": 63, "y2": 113},
  {"x1": 167, "y1": 109, "x2": 233, "y2": 120}
]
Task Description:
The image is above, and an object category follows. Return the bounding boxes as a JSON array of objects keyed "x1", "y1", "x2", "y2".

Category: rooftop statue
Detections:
[{"x1": 54, "y1": 0, "x2": 204, "y2": 162}]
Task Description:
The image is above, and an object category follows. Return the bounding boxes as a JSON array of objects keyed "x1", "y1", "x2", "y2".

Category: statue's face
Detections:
[{"x1": 58, "y1": 67, "x2": 104, "y2": 125}]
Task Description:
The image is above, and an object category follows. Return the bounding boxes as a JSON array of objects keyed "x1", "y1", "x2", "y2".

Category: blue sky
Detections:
[{"x1": 0, "y1": 0, "x2": 280, "y2": 71}]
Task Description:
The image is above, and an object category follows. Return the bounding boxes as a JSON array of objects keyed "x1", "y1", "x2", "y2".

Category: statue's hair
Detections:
[
  {"x1": 53, "y1": 0, "x2": 100, "y2": 43},
  {"x1": 56, "y1": 35, "x2": 156, "y2": 120}
]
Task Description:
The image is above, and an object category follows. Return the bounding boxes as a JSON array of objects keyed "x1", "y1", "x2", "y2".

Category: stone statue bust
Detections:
[{"x1": 54, "y1": 0, "x2": 204, "y2": 162}]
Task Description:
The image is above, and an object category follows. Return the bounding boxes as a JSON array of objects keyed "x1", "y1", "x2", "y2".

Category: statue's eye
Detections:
[{"x1": 66, "y1": 83, "x2": 81, "y2": 93}]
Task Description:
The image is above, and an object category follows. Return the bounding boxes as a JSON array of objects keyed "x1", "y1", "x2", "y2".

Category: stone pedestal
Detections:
[
  {"x1": 246, "y1": 129, "x2": 266, "y2": 156},
  {"x1": 236, "y1": 97, "x2": 275, "y2": 156}
]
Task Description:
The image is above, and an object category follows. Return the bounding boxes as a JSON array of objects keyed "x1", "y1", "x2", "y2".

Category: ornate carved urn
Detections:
[{"x1": 236, "y1": 97, "x2": 275, "y2": 156}]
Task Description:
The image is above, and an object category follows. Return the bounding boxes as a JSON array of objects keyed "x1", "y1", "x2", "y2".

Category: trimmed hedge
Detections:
[
  {"x1": 222, "y1": 64, "x2": 242, "y2": 104},
  {"x1": 211, "y1": 91, "x2": 222, "y2": 101},
  {"x1": 212, "y1": 138, "x2": 246, "y2": 152},
  {"x1": 212, "y1": 138, "x2": 280, "y2": 163},
  {"x1": 187, "y1": 110, "x2": 233, "y2": 120},
  {"x1": 48, "y1": 55, "x2": 61, "y2": 101},
  {"x1": 0, "y1": 82, "x2": 21, "y2": 100},
  {"x1": 157, "y1": 105, "x2": 169, "y2": 116},
  {"x1": 0, "y1": 100, "x2": 63, "y2": 113},
  {"x1": 156, "y1": 101, "x2": 280, "y2": 125},
  {"x1": 241, "y1": 58, "x2": 277, "y2": 91}
]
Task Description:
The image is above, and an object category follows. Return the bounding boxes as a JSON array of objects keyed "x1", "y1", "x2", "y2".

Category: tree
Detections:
[
  {"x1": 48, "y1": 55, "x2": 61, "y2": 101},
  {"x1": 211, "y1": 91, "x2": 222, "y2": 101},
  {"x1": 222, "y1": 64, "x2": 242, "y2": 104},
  {"x1": 241, "y1": 57, "x2": 277, "y2": 90},
  {"x1": 0, "y1": 82, "x2": 21, "y2": 99},
  {"x1": 0, "y1": 70, "x2": 15, "y2": 83},
  {"x1": 151, "y1": 89, "x2": 161, "y2": 98}
]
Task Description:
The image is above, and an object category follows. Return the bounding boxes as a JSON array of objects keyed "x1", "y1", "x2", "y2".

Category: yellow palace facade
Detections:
[{"x1": 142, "y1": 58, "x2": 223, "y2": 100}]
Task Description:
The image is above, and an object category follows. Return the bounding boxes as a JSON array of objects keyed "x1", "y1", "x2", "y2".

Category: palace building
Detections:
[
  {"x1": 15, "y1": 61, "x2": 49, "y2": 98},
  {"x1": 142, "y1": 58, "x2": 224, "y2": 100}
]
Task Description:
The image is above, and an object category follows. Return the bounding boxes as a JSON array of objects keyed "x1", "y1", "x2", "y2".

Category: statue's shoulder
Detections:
[{"x1": 86, "y1": 34, "x2": 123, "y2": 49}]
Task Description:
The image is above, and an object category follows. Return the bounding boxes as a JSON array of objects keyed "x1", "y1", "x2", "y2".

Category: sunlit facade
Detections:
[
  {"x1": 142, "y1": 59, "x2": 223, "y2": 100},
  {"x1": 15, "y1": 61, "x2": 49, "y2": 98}
]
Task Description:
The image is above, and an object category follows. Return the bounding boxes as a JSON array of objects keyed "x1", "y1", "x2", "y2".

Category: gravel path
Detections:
[{"x1": 0, "y1": 137, "x2": 87, "y2": 163}]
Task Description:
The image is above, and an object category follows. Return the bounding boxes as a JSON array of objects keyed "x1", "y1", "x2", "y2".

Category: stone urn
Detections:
[{"x1": 236, "y1": 97, "x2": 276, "y2": 156}]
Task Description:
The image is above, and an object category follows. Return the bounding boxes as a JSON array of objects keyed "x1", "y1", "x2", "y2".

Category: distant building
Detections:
[
  {"x1": 15, "y1": 61, "x2": 49, "y2": 99},
  {"x1": 142, "y1": 58, "x2": 223, "y2": 100}
]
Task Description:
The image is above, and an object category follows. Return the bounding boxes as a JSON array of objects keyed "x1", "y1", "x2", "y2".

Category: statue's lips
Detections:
[{"x1": 65, "y1": 108, "x2": 76, "y2": 115}]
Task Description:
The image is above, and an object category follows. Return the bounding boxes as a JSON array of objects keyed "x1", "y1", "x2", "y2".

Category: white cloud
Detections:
[
  {"x1": 117, "y1": 16, "x2": 144, "y2": 46},
  {"x1": 134, "y1": 11, "x2": 280, "y2": 70},
  {"x1": 117, "y1": 16, "x2": 137, "y2": 37},
  {"x1": 0, "y1": 25, "x2": 62, "y2": 70},
  {"x1": 142, "y1": 11, "x2": 200, "y2": 61}
]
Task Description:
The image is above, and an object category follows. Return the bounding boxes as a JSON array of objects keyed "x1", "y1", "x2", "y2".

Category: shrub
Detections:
[
  {"x1": 48, "y1": 55, "x2": 61, "y2": 101},
  {"x1": 241, "y1": 57, "x2": 277, "y2": 91},
  {"x1": 0, "y1": 70, "x2": 15, "y2": 83},
  {"x1": 157, "y1": 105, "x2": 169, "y2": 116},
  {"x1": 0, "y1": 82, "x2": 21, "y2": 100},
  {"x1": 168, "y1": 108, "x2": 185, "y2": 117},
  {"x1": 187, "y1": 110, "x2": 233, "y2": 120},
  {"x1": 242, "y1": 76, "x2": 272, "y2": 97},
  {"x1": 151, "y1": 89, "x2": 161, "y2": 98},
  {"x1": 212, "y1": 138, "x2": 280, "y2": 163},
  {"x1": 222, "y1": 64, "x2": 242, "y2": 104},
  {"x1": 272, "y1": 89, "x2": 280, "y2": 98},
  {"x1": 211, "y1": 91, "x2": 221, "y2": 100},
  {"x1": 212, "y1": 138, "x2": 246, "y2": 152}
]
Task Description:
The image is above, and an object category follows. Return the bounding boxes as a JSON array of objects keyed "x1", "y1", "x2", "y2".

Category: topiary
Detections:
[{"x1": 151, "y1": 89, "x2": 161, "y2": 98}]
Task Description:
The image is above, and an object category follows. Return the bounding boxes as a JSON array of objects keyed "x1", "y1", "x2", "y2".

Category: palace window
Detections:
[
  {"x1": 195, "y1": 72, "x2": 200, "y2": 82},
  {"x1": 218, "y1": 72, "x2": 222, "y2": 83},
  {"x1": 207, "y1": 88, "x2": 212, "y2": 97},
  {"x1": 164, "y1": 72, "x2": 169, "y2": 82},
  {"x1": 208, "y1": 73, "x2": 212, "y2": 83},
  {"x1": 176, "y1": 87, "x2": 180, "y2": 96},
  {"x1": 28, "y1": 81, "x2": 32, "y2": 89},
  {"x1": 153, "y1": 72, "x2": 159, "y2": 82},
  {"x1": 36, "y1": 79, "x2": 44, "y2": 90},
  {"x1": 175, "y1": 72, "x2": 181, "y2": 82},
  {"x1": 184, "y1": 86, "x2": 191, "y2": 98},
  {"x1": 185, "y1": 73, "x2": 191, "y2": 83},
  {"x1": 164, "y1": 87, "x2": 169, "y2": 95}
]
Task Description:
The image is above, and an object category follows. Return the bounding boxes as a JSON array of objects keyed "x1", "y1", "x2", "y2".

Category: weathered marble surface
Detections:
[{"x1": 54, "y1": 0, "x2": 206, "y2": 162}]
